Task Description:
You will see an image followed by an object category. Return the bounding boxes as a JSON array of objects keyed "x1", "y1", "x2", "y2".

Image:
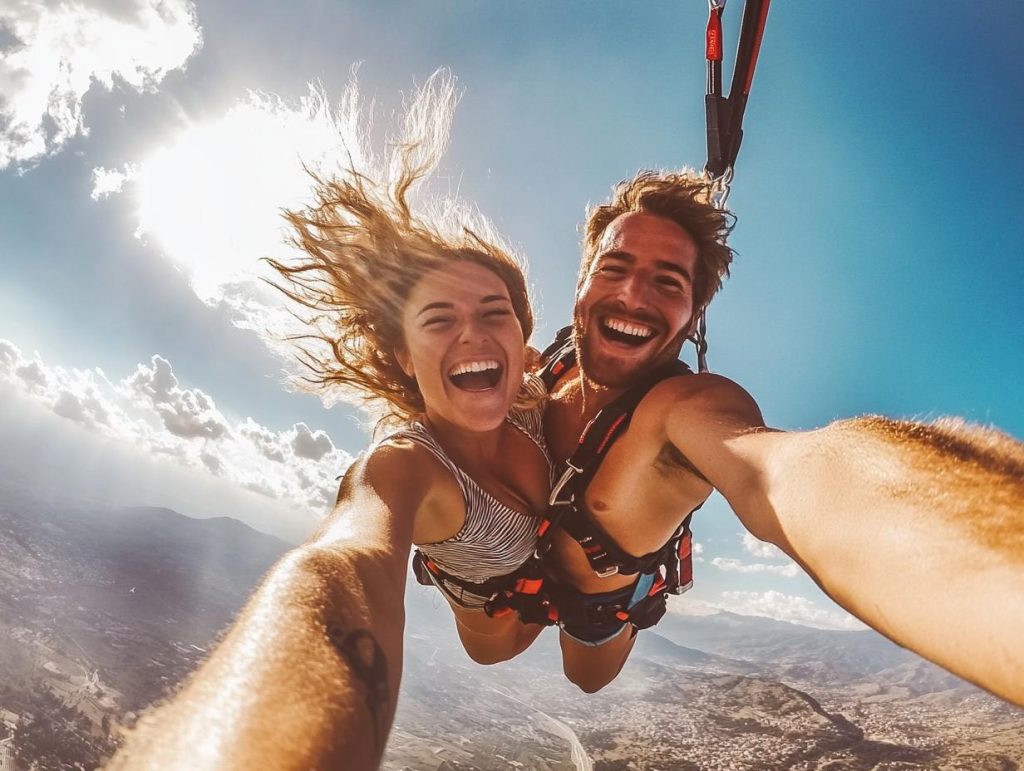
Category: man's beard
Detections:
[{"x1": 573, "y1": 312, "x2": 690, "y2": 391}]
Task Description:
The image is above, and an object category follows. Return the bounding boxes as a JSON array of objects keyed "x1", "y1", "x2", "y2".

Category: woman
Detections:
[
  {"x1": 106, "y1": 75, "x2": 554, "y2": 771},
  {"x1": 266, "y1": 72, "x2": 550, "y2": 665}
]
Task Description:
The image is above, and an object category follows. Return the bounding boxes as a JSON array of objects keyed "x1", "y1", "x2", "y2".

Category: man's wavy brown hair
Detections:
[
  {"x1": 581, "y1": 170, "x2": 736, "y2": 314},
  {"x1": 265, "y1": 73, "x2": 533, "y2": 426}
]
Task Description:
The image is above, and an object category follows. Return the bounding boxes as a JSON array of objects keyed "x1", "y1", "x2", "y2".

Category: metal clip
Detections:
[{"x1": 547, "y1": 464, "x2": 579, "y2": 506}]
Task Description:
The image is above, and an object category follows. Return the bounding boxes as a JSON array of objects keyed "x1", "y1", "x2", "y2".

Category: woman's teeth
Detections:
[
  {"x1": 449, "y1": 359, "x2": 500, "y2": 376},
  {"x1": 448, "y1": 360, "x2": 502, "y2": 390}
]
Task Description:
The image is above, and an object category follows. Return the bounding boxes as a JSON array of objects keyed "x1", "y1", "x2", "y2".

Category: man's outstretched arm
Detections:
[
  {"x1": 660, "y1": 376, "x2": 1024, "y2": 706},
  {"x1": 104, "y1": 447, "x2": 421, "y2": 771}
]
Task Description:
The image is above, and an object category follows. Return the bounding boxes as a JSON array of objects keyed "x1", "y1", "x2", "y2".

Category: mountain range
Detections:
[{"x1": 0, "y1": 491, "x2": 1021, "y2": 770}]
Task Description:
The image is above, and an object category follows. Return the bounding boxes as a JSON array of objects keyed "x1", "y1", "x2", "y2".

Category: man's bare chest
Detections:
[{"x1": 545, "y1": 398, "x2": 709, "y2": 559}]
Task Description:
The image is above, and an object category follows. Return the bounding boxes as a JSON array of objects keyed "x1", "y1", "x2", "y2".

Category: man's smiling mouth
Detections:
[
  {"x1": 599, "y1": 317, "x2": 657, "y2": 348},
  {"x1": 447, "y1": 359, "x2": 503, "y2": 391}
]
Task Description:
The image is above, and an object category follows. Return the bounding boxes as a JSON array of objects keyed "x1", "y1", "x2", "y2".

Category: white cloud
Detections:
[
  {"x1": 124, "y1": 355, "x2": 230, "y2": 440},
  {"x1": 90, "y1": 163, "x2": 139, "y2": 199},
  {"x1": 711, "y1": 557, "x2": 801, "y2": 578},
  {"x1": 15, "y1": 359, "x2": 49, "y2": 389},
  {"x1": 291, "y1": 422, "x2": 334, "y2": 461},
  {"x1": 52, "y1": 388, "x2": 110, "y2": 428},
  {"x1": 666, "y1": 597, "x2": 722, "y2": 617},
  {"x1": 692, "y1": 540, "x2": 705, "y2": 563},
  {"x1": 0, "y1": 0, "x2": 201, "y2": 169},
  {"x1": 0, "y1": 339, "x2": 18, "y2": 368},
  {"x1": 0, "y1": 382, "x2": 313, "y2": 543},
  {"x1": 0, "y1": 338, "x2": 351, "y2": 517},
  {"x1": 715, "y1": 590, "x2": 866, "y2": 631},
  {"x1": 200, "y1": 449, "x2": 222, "y2": 475},
  {"x1": 240, "y1": 417, "x2": 286, "y2": 463},
  {"x1": 741, "y1": 532, "x2": 787, "y2": 560}
]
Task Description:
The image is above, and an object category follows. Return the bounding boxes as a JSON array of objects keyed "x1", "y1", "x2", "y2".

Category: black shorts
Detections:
[{"x1": 558, "y1": 573, "x2": 655, "y2": 646}]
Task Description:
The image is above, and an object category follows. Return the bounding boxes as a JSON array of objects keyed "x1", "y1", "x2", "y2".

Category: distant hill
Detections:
[
  {"x1": 654, "y1": 610, "x2": 967, "y2": 691},
  {"x1": 1, "y1": 500, "x2": 289, "y2": 640},
  {"x1": 0, "y1": 498, "x2": 290, "y2": 717}
]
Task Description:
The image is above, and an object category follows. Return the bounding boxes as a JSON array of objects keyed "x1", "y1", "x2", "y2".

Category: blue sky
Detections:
[{"x1": 1, "y1": 1, "x2": 1021, "y2": 629}]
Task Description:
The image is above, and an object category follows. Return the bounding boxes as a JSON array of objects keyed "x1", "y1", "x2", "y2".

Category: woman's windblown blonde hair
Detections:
[{"x1": 266, "y1": 71, "x2": 534, "y2": 426}]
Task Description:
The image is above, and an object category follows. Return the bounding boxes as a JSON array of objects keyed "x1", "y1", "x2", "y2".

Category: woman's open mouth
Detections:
[{"x1": 447, "y1": 359, "x2": 503, "y2": 391}]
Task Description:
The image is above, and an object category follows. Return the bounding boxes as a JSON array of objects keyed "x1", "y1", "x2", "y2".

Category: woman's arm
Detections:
[{"x1": 105, "y1": 443, "x2": 427, "y2": 771}]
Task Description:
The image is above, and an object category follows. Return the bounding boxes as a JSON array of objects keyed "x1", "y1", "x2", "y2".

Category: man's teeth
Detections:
[
  {"x1": 604, "y1": 318, "x2": 655, "y2": 339},
  {"x1": 449, "y1": 360, "x2": 501, "y2": 376}
]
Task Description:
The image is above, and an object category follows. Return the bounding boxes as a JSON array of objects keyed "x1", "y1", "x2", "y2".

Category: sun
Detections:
[{"x1": 132, "y1": 90, "x2": 345, "y2": 307}]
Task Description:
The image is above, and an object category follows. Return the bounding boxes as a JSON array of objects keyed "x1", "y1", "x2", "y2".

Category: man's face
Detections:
[{"x1": 574, "y1": 212, "x2": 698, "y2": 388}]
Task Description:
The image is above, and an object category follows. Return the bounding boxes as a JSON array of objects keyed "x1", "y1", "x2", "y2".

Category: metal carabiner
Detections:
[
  {"x1": 548, "y1": 462, "x2": 581, "y2": 507},
  {"x1": 710, "y1": 165, "x2": 734, "y2": 210}
]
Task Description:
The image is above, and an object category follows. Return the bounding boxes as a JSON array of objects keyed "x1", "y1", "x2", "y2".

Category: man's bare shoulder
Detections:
[{"x1": 642, "y1": 371, "x2": 764, "y2": 428}]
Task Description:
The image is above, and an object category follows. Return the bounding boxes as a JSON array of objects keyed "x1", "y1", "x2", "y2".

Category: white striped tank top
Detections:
[{"x1": 386, "y1": 383, "x2": 552, "y2": 591}]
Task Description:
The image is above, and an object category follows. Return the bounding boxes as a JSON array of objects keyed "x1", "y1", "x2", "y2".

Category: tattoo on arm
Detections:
[{"x1": 326, "y1": 625, "x2": 390, "y2": 753}]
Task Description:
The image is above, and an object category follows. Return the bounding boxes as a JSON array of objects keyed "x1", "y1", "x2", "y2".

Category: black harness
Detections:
[
  {"x1": 411, "y1": 549, "x2": 547, "y2": 619},
  {"x1": 522, "y1": 327, "x2": 698, "y2": 631},
  {"x1": 412, "y1": 327, "x2": 699, "y2": 632}
]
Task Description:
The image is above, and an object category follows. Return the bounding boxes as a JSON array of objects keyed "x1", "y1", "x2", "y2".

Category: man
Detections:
[
  {"x1": 541, "y1": 169, "x2": 1024, "y2": 697},
  {"x1": 105, "y1": 170, "x2": 1024, "y2": 771}
]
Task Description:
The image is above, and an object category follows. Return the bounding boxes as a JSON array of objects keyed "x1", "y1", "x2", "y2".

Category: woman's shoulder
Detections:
[
  {"x1": 373, "y1": 423, "x2": 460, "y2": 479},
  {"x1": 363, "y1": 427, "x2": 463, "y2": 506},
  {"x1": 364, "y1": 428, "x2": 467, "y2": 543},
  {"x1": 367, "y1": 430, "x2": 443, "y2": 482}
]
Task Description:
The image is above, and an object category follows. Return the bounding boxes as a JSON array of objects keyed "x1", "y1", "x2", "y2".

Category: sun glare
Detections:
[{"x1": 132, "y1": 90, "x2": 349, "y2": 312}]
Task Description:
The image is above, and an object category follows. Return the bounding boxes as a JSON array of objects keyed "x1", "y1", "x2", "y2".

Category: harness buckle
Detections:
[
  {"x1": 594, "y1": 565, "x2": 619, "y2": 578},
  {"x1": 548, "y1": 464, "x2": 581, "y2": 506}
]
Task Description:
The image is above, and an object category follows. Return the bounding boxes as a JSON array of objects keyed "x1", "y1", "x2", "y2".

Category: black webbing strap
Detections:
[
  {"x1": 704, "y1": 0, "x2": 772, "y2": 180},
  {"x1": 699, "y1": 0, "x2": 771, "y2": 372},
  {"x1": 412, "y1": 550, "x2": 548, "y2": 618},
  {"x1": 537, "y1": 325, "x2": 575, "y2": 391},
  {"x1": 545, "y1": 514, "x2": 697, "y2": 631},
  {"x1": 536, "y1": 358, "x2": 693, "y2": 575}
]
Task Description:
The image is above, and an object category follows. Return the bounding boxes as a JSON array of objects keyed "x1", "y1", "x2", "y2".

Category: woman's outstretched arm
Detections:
[{"x1": 105, "y1": 445, "x2": 425, "y2": 771}]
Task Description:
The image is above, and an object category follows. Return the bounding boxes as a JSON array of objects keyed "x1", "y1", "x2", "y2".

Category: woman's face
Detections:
[{"x1": 398, "y1": 261, "x2": 526, "y2": 434}]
